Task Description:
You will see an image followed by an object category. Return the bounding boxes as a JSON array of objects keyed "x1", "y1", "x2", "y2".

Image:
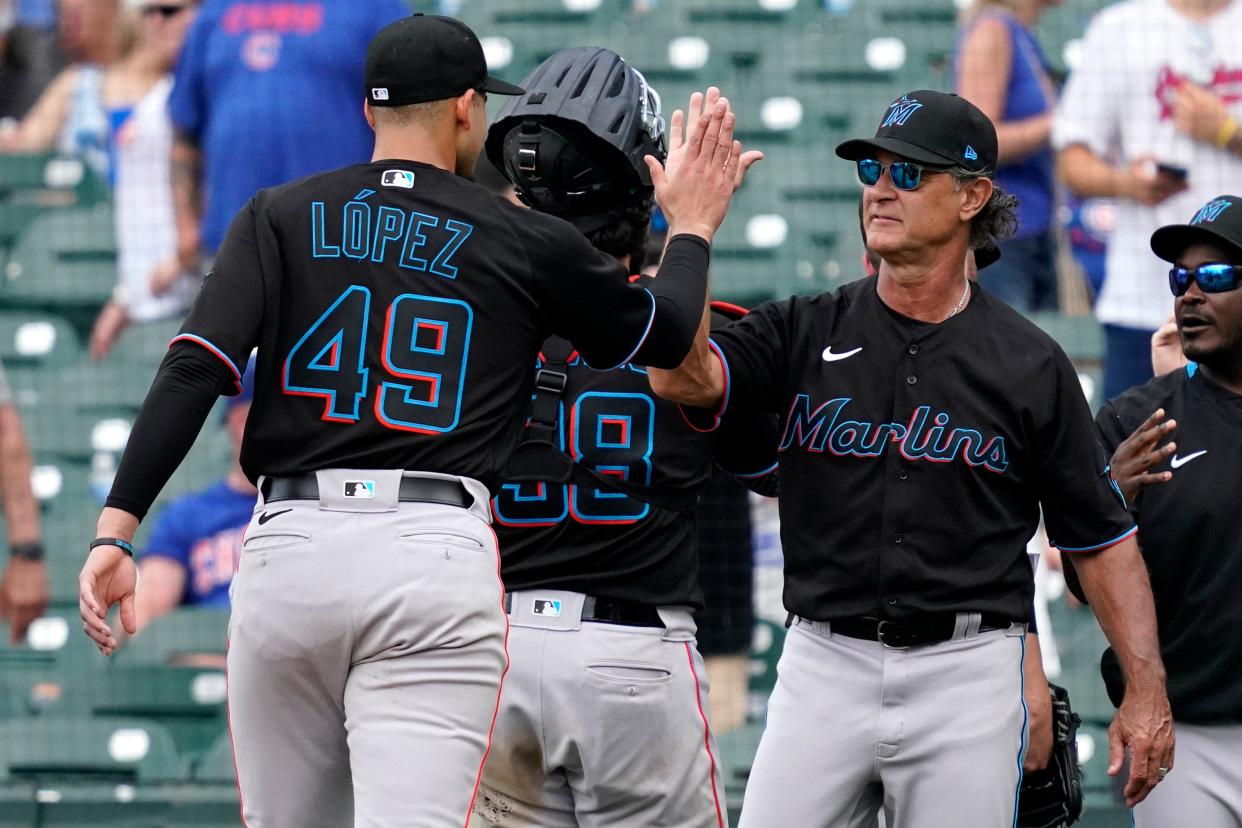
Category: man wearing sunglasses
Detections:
[
  {"x1": 1081, "y1": 194, "x2": 1242, "y2": 827},
  {"x1": 650, "y1": 89, "x2": 1173, "y2": 827}
]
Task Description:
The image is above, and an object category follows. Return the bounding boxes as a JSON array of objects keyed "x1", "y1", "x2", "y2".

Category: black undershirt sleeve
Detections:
[
  {"x1": 104, "y1": 342, "x2": 235, "y2": 520},
  {"x1": 630, "y1": 235, "x2": 710, "y2": 368}
]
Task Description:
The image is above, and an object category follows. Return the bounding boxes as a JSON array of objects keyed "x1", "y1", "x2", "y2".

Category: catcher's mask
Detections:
[{"x1": 486, "y1": 47, "x2": 667, "y2": 233}]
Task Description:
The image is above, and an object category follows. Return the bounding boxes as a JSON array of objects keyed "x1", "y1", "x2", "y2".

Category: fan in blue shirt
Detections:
[{"x1": 166, "y1": 0, "x2": 409, "y2": 258}]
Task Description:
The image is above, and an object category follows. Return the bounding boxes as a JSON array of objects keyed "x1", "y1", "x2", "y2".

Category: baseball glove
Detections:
[{"x1": 1017, "y1": 683, "x2": 1084, "y2": 828}]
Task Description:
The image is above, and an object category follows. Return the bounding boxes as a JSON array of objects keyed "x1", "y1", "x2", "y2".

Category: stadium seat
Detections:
[
  {"x1": 79, "y1": 665, "x2": 229, "y2": 764},
  {"x1": 0, "y1": 311, "x2": 81, "y2": 371},
  {"x1": 194, "y1": 731, "x2": 237, "y2": 784},
  {"x1": 113, "y1": 608, "x2": 230, "y2": 666},
  {"x1": 0, "y1": 715, "x2": 184, "y2": 783},
  {"x1": 2, "y1": 205, "x2": 117, "y2": 327}
]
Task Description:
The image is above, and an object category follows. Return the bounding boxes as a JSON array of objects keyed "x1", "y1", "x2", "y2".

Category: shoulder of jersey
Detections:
[{"x1": 1106, "y1": 366, "x2": 1189, "y2": 423}]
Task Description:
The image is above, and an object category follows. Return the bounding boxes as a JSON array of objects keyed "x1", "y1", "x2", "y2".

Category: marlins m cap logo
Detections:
[
  {"x1": 1192, "y1": 199, "x2": 1232, "y2": 224},
  {"x1": 382, "y1": 169, "x2": 415, "y2": 189},
  {"x1": 881, "y1": 95, "x2": 923, "y2": 128}
]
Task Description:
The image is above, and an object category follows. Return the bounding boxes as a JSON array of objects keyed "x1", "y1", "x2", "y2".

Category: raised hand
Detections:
[
  {"x1": 1110, "y1": 408, "x2": 1177, "y2": 504},
  {"x1": 644, "y1": 88, "x2": 758, "y2": 242}
]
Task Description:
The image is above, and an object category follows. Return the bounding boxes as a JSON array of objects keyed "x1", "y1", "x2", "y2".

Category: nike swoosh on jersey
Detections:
[
  {"x1": 257, "y1": 508, "x2": 293, "y2": 525},
  {"x1": 822, "y1": 346, "x2": 863, "y2": 362},
  {"x1": 1170, "y1": 450, "x2": 1207, "y2": 469}
]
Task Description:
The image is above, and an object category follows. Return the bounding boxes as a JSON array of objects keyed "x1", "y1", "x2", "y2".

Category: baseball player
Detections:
[
  {"x1": 77, "y1": 14, "x2": 749, "y2": 828},
  {"x1": 471, "y1": 56, "x2": 773, "y2": 828},
  {"x1": 1081, "y1": 194, "x2": 1242, "y2": 826},
  {"x1": 648, "y1": 90, "x2": 1174, "y2": 827}
]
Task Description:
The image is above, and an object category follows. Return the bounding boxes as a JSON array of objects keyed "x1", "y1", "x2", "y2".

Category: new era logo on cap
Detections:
[
  {"x1": 382, "y1": 169, "x2": 415, "y2": 189},
  {"x1": 532, "y1": 599, "x2": 562, "y2": 617},
  {"x1": 371, "y1": 87, "x2": 389, "y2": 101},
  {"x1": 344, "y1": 481, "x2": 375, "y2": 499},
  {"x1": 1192, "y1": 199, "x2": 1232, "y2": 224},
  {"x1": 881, "y1": 95, "x2": 923, "y2": 128},
  {"x1": 964, "y1": 145, "x2": 978, "y2": 161}
]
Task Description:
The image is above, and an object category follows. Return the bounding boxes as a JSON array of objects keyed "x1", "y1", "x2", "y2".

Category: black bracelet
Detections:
[
  {"x1": 9, "y1": 541, "x2": 44, "y2": 562},
  {"x1": 89, "y1": 537, "x2": 135, "y2": 557}
]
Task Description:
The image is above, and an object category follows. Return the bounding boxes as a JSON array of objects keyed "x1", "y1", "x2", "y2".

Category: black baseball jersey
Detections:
[
  {"x1": 1096, "y1": 366, "x2": 1242, "y2": 723},
  {"x1": 707, "y1": 277, "x2": 1135, "y2": 623},
  {"x1": 492, "y1": 318, "x2": 779, "y2": 609},
  {"x1": 174, "y1": 160, "x2": 706, "y2": 491}
]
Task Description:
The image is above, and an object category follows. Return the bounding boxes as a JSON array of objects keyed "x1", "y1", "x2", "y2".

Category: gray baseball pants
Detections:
[
  {"x1": 1134, "y1": 721, "x2": 1242, "y2": 827},
  {"x1": 227, "y1": 469, "x2": 509, "y2": 828},
  {"x1": 472, "y1": 589, "x2": 727, "y2": 828},
  {"x1": 738, "y1": 615, "x2": 1028, "y2": 828}
]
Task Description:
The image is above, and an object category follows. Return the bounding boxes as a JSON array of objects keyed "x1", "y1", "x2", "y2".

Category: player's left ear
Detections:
[
  {"x1": 958, "y1": 176, "x2": 994, "y2": 223},
  {"x1": 454, "y1": 90, "x2": 480, "y2": 130},
  {"x1": 363, "y1": 99, "x2": 376, "y2": 131}
]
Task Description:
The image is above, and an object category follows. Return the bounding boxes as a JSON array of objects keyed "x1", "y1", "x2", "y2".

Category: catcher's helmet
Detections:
[{"x1": 485, "y1": 47, "x2": 666, "y2": 227}]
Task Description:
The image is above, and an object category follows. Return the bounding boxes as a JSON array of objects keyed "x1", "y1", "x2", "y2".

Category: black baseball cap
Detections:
[
  {"x1": 365, "y1": 15, "x2": 525, "y2": 107},
  {"x1": 1150, "y1": 195, "x2": 1242, "y2": 263},
  {"x1": 836, "y1": 90, "x2": 998, "y2": 174}
]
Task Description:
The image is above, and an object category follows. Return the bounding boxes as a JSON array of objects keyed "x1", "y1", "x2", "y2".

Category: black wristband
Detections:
[
  {"x1": 90, "y1": 537, "x2": 135, "y2": 557},
  {"x1": 9, "y1": 541, "x2": 45, "y2": 561}
]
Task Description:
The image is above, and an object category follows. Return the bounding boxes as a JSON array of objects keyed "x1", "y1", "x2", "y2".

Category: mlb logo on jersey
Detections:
[
  {"x1": 532, "y1": 599, "x2": 562, "y2": 617},
  {"x1": 382, "y1": 169, "x2": 415, "y2": 189},
  {"x1": 344, "y1": 480, "x2": 376, "y2": 499}
]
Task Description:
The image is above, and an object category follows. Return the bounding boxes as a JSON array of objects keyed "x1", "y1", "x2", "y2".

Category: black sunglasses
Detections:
[
  {"x1": 141, "y1": 4, "x2": 190, "y2": 18},
  {"x1": 1168, "y1": 263, "x2": 1242, "y2": 296}
]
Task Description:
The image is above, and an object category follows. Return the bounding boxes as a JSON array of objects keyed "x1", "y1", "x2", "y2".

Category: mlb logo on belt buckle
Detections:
[
  {"x1": 344, "y1": 481, "x2": 376, "y2": 499},
  {"x1": 381, "y1": 169, "x2": 414, "y2": 189},
  {"x1": 532, "y1": 599, "x2": 562, "y2": 617}
]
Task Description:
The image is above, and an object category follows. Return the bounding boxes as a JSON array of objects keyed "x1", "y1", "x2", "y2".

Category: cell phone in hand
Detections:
[{"x1": 1155, "y1": 162, "x2": 1189, "y2": 182}]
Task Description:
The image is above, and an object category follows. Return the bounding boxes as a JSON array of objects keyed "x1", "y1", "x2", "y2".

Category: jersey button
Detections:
[
  {"x1": 887, "y1": 597, "x2": 898, "y2": 606},
  {"x1": 893, "y1": 532, "x2": 904, "y2": 544},
  {"x1": 906, "y1": 374, "x2": 917, "y2": 385},
  {"x1": 908, "y1": 343, "x2": 920, "y2": 355},
  {"x1": 897, "y1": 469, "x2": 909, "y2": 480}
]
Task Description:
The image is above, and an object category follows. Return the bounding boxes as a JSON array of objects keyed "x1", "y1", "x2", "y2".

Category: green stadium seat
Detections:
[
  {"x1": 194, "y1": 731, "x2": 237, "y2": 784},
  {"x1": 51, "y1": 665, "x2": 230, "y2": 764},
  {"x1": 0, "y1": 311, "x2": 81, "y2": 370},
  {"x1": 0, "y1": 715, "x2": 184, "y2": 783},
  {"x1": 114, "y1": 608, "x2": 230, "y2": 666},
  {"x1": 2, "y1": 205, "x2": 117, "y2": 324},
  {"x1": 715, "y1": 720, "x2": 763, "y2": 809}
]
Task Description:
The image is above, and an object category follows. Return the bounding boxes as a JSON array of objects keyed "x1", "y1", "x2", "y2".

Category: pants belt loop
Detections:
[{"x1": 953, "y1": 611, "x2": 982, "y2": 641}]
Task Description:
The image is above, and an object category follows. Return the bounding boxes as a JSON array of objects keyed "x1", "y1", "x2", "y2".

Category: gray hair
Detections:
[{"x1": 950, "y1": 167, "x2": 1019, "y2": 251}]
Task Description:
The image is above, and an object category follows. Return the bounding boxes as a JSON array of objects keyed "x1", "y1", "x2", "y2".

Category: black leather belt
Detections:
[
  {"x1": 813, "y1": 613, "x2": 1014, "y2": 649},
  {"x1": 261, "y1": 475, "x2": 471, "y2": 508},
  {"x1": 504, "y1": 593, "x2": 664, "y2": 628}
]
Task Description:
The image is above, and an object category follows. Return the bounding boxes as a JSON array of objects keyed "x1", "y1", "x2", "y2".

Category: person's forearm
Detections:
[
  {"x1": 996, "y1": 114, "x2": 1053, "y2": 165},
  {"x1": 0, "y1": 406, "x2": 41, "y2": 545},
  {"x1": 1057, "y1": 145, "x2": 1131, "y2": 199},
  {"x1": 636, "y1": 235, "x2": 710, "y2": 368},
  {"x1": 171, "y1": 134, "x2": 204, "y2": 264},
  {"x1": 1072, "y1": 538, "x2": 1166, "y2": 691},
  {"x1": 648, "y1": 298, "x2": 725, "y2": 408}
]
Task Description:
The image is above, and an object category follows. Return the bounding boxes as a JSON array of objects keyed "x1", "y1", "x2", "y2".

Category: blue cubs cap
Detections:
[
  {"x1": 835, "y1": 89, "x2": 998, "y2": 174},
  {"x1": 1150, "y1": 195, "x2": 1242, "y2": 263}
]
